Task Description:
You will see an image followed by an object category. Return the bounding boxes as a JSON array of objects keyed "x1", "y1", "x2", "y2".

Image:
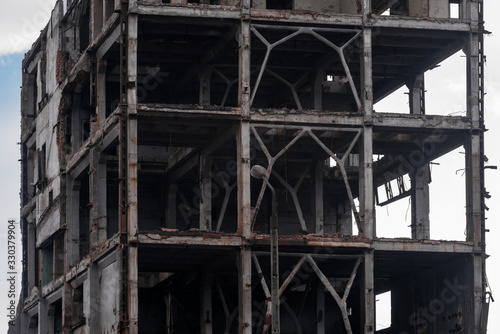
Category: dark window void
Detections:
[
  {"x1": 41, "y1": 244, "x2": 53, "y2": 286},
  {"x1": 71, "y1": 83, "x2": 94, "y2": 153},
  {"x1": 52, "y1": 300, "x2": 63, "y2": 334},
  {"x1": 40, "y1": 235, "x2": 65, "y2": 286},
  {"x1": 107, "y1": 170, "x2": 119, "y2": 238},
  {"x1": 54, "y1": 235, "x2": 64, "y2": 278},
  {"x1": 80, "y1": 3, "x2": 90, "y2": 52},
  {"x1": 79, "y1": 173, "x2": 90, "y2": 257},
  {"x1": 22, "y1": 143, "x2": 36, "y2": 205},
  {"x1": 37, "y1": 144, "x2": 47, "y2": 190},
  {"x1": 266, "y1": 0, "x2": 292, "y2": 10}
]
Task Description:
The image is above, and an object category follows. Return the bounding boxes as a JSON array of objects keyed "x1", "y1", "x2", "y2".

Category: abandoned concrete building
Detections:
[{"x1": 11, "y1": 0, "x2": 489, "y2": 332}]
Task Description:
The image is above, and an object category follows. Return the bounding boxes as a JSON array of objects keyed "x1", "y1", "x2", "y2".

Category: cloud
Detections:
[{"x1": 0, "y1": 0, "x2": 57, "y2": 56}]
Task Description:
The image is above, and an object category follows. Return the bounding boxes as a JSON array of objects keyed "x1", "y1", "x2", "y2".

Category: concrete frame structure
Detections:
[{"x1": 11, "y1": 0, "x2": 489, "y2": 333}]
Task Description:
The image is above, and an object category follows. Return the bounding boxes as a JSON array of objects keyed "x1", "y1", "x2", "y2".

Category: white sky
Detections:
[{"x1": 0, "y1": 0, "x2": 499, "y2": 333}]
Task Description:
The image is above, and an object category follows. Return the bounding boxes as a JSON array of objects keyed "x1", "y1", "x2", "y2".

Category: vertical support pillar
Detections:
[
  {"x1": 127, "y1": 10, "x2": 139, "y2": 334},
  {"x1": 199, "y1": 155, "x2": 214, "y2": 231},
  {"x1": 199, "y1": 65, "x2": 213, "y2": 106},
  {"x1": 165, "y1": 183, "x2": 177, "y2": 229},
  {"x1": 361, "y1": 251, "x2": 374, "y2": 334},
  {"x1": 89, "y1": 263, "x2": 100, "y2": 332},
  {"x1": 200, "y1": 274, "x2": 213, "y2": 334},
  {"x1": 465, "y1": 0, "x2": 482, "y2": 251},
  {"x1": 410, "y1": 166, "x2": 430, "y2": 239},
  {"x1": 407, "y1": 73, "x2": 430, "y2": 240},
  {"x1": 316, "y1": 286, "x2": 325, "y2": 334},
  {"x1": 38, "y1": 298, "x2": 48, "y2": 334},
  {"x1": 313, "y1": 70, "x2": 324, "y2": 111},
  {"x1": 90, "y1": 148, "x2": 108, "y2": 248},
  {"x1": 359, "y1": 27, "x2": 374, "y2": 239},
  {"x1": 314, "y1": 160, "x2": 324, "y2": 234},
  {"x1": 66, "y1": 179, "x2": 81, "y2": 269},
  {"x1": 20, "y1": 312, "x2": 30, "y2": 334},
  {"x1": 97, "y1": 60, "x2": 107, "y2": 126},
  {"x1": 408, "y1": 73, "x2": 425, "y2": 115},
  {"x1": 465, "y1": 2, "x2": 484, "y2": 333},
  {"x1": 237, "y1": 12, "x2": 252, "y2": 333},
  {"x1": 62, "y1": 283, "x2": 72, "y2": 333},
  {"x1": 27, "y1": 222, "x2": 36, "y2": 292}
]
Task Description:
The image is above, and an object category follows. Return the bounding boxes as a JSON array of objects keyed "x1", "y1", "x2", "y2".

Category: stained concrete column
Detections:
[
  {"x1": 316, "y1": 286, "x2": 325, "y2": 334},
  {"x1": 126, "y1": 10, "x2": 139, "y2": 334},
  {"x1": 360, "y1": 21, "x2": 375, "y2": 334},
  {"x1": 97, "y1": 60, "x2": 107, "y2": 127},
  {"x1": 411, "y1": 166, "x2": 430, "y2": 239},
  {"x1": 27, "y1": 222, "x2": 37, "y2": 292},
  {"x1": 361, "y1": 251, "x2": 374, "y2": 334},
  {"x1": 200, "y1": 274, "x2": 214, "y2": 334},
  {"x1": 165, "y1": 183, "x2": 177, "y2": 229},
  {"x1": 314, "y1": 160, "x2": 324, "y2": 234},
  {"x1": 89, "y1": 263, "x2": 100, "y2": 332},
  {"x1": 38, "y1": 298, "x2": 48, "y2": 334},
  {"x1": 313, "y1": 70, "x2": 324, "y2": 111},
  {"x1": 465, "y1": 2, "x2": 484, "y2": 333},
  {"x1": 237, "y1": 15, "x2": 252, "y2": 334},
  {"x1": 359, "y1": 27, "x2": 375, "y2": 239},
  {"x1": 90, "y1": 149, "x2": 108, "y2": 249},
  {"x1": 199, "y1": 155, "x2": 214, "y2": 231},
  {"x1": 199, "y1": 65, "x2": 213, "y2": 106},
  {"x1": 66, "y1": 179, "x2": 81, "y2": 269},
  {"x1": 407, "y1": 73, "x2": 430, "y2": 240}
]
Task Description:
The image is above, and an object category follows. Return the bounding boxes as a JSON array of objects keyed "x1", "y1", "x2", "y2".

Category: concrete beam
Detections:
[{"x1": 372, "y1": 239, "x2": 474, "y2": 253}]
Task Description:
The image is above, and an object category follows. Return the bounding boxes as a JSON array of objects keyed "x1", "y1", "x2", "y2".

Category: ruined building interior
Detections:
[{"x1": 11, "y1": 0, "x2": 490, "y2": 333}]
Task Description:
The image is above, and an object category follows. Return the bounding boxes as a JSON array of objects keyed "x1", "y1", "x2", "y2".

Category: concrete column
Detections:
[
  {"x1": 408, "y1": 73, "x2": 425, "y2": 115},
  {"x1": 411, "y1": 166, "x2": 430, "y2": 239},
  {"x1": 313, "y1": 70, "x2": 324, "y2": 111},
  {"x1": 361, "y1": 251, "x2": 374, "y2": 334},
  {"x1": 465, "y1": 8, "x2": 482, "y2": 250},
  {"x1": 238, "y1": 20, "x2": 251, "y2": 114},
  {"x1": 20, "y1": 312, "x2": 30, "y2": 334},
  {"x1": 199, "y1": 65, "x2": 213, "y2": 106},
  {"x1": 66, "y1": 179, "x2": 81, "y2": 269},
  {"x1": 89, "y1": 263, "x2": 100, "y2": 332},
  {"x1": 27, "y1": 222, "x2": 36, "y2": 292},
  {"x1": 62, "y1": 283, "x2": 73, "y2": 333},
  {"x1": 165, "y1": 183, "x2": 177, "y2": 229},
  {"x1": 199, "y1": 155, "x2": 214, "y2": 231},
  {"x1": 237, "y1": 19, "x2": 252, "y2": 332},
  {"x1": 97, "y1": 60, "x2": 107, "y2": 127},
  {"x1": 90, "y1": 149, "x2": 108, "y2": 249},
  {"x1": 316, "y1": 286, "x2": 325, "y2": 334},
  {"x1": 466, "y1": 3, "x2": 484, "y2": 334},
  {"x1": 359, "y1": 27, "x2": 374, "y2": 238},
  {"x1": 38, "y1": 298, "x2": 48, "y2": 334},
  {"x1": 127, "y1": 12, "x2": 139, "y2": 334},
  {"x1": 314, "y1": 160, "x2": 324, "y2": 234},
  {"x1": 200, "y1": 274, "x2": 213, "y2": 334},
  {"x1": 407, "y1": 73, "x2": 430, "y2": 240},
  {"x1": 238, "y1": 248, "x2": 252, "y2": 334}
]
